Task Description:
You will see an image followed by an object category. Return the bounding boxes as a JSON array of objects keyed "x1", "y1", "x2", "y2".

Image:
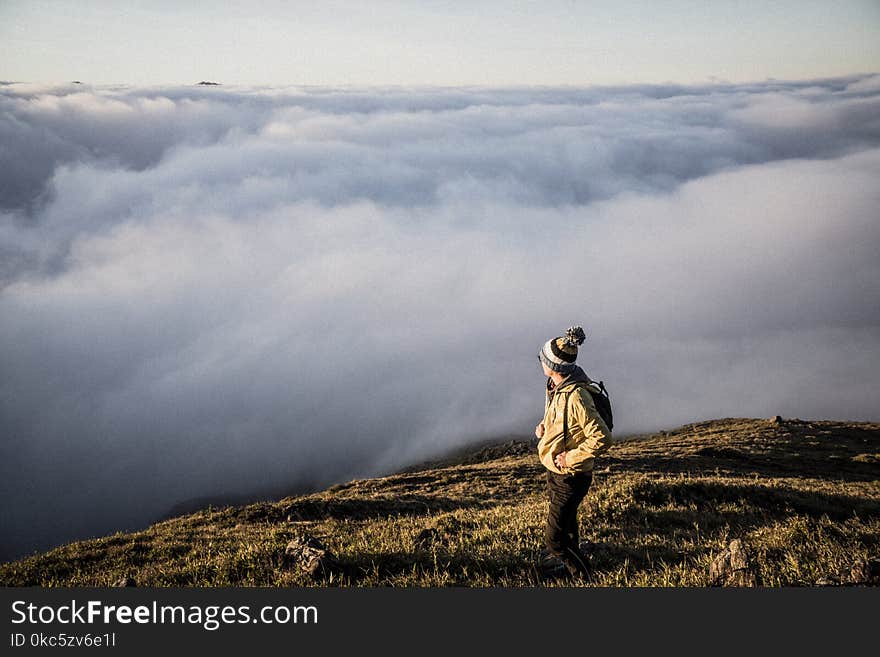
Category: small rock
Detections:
[
  {"x1": 709, "y1": 539, "x2": 757, "y2": 587},
  {"x1": 848, "y1": 558, "x2": 880, "y2": 584},
  {"x1": 814, "y1": 577, "x2": 837, "y2": 586},
  {"x1": 113, "y1": 576, "x2": 136, "y2": 587},
  {"x1": 770, "y1": 415, "x2": 784, "y2": 426},
  {"x1": 284, "y1": 535, "x2": 337, "y2": 578},
  {"x1": 728, "y1": 539, "x2": 749, "y2": 571}
]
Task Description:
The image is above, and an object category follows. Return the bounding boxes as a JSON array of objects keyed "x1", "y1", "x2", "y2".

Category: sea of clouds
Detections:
[{"x1": 2, "y1": 74, "x2": 879, "y2": 559}]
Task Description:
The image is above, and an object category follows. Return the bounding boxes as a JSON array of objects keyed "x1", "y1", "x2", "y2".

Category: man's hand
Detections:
[
  {"x1": 535, "y1": 422, "x2": 545, "y2": 439},
  {"x1": 554, "y1": 451, "x2": 568, "y2": 470}
]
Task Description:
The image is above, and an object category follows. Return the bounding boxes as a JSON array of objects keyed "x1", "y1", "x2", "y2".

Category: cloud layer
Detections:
[{"x1": 2, "y1": 75, "x2": 880, "y2": 559}]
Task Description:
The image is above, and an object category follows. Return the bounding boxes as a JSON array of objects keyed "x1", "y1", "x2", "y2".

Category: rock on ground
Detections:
[
  {"x1": 284, "y1": 535, "x2": 338, "y2": 578},
  {"x1": 709, "y1": 539, "x2": 758, "y2": 586},
  {"x1": 848, "y1": 558, "x2": 880, "y2": 585},
  {"x1": 113, "y1": 576, "x2": 136, "y2": 587}
]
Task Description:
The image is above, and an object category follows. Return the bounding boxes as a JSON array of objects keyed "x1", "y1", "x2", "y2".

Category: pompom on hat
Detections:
[{"x1": 538, "y1": 326, "x2": 587, "y2": 374}]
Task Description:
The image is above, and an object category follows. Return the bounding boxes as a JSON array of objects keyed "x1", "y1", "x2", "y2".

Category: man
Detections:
[{"x1": 535, "y1": 325, "x2": 612, "y2": 581}]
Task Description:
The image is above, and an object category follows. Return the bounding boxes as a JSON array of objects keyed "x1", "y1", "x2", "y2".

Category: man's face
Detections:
[{"x1": 541, "y1": 362, "x2": 553, "y2": 377}]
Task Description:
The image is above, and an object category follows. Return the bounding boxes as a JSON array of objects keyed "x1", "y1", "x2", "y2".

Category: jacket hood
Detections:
[{"x1": 547, "y1": 364, "x2": 594, "y2": 394}]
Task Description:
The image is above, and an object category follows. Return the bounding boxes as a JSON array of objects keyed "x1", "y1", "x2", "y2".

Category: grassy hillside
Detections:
[{"x1": 2, "y1": 417, "x2": 879, "y2": 587}]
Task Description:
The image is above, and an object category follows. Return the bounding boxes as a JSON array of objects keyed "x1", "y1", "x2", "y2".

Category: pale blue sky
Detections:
[{"x1": 1, "y1": 0, "x2": 878, "y2": 85}]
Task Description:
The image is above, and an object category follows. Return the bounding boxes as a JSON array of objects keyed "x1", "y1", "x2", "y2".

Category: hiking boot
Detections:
[
  {"x1": 533, "y1": 548, "x2": 595, "y2": 584},
  {"x1": 533, "y1": 550, "x2": 566, "y2": 582},
  {"x1": 533, "y1": 561, "x2": 569, "y2": 583},
  {"x1": 535, "y1": 549, "x2": 561, "y2": 570}
]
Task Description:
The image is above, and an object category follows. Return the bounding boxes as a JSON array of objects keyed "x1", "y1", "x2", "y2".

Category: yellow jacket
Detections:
[{"x1": 537, "y1": 365, "x2": 612, "y2": 475}]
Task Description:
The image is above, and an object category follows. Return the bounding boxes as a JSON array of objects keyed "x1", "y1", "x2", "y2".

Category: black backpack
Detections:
[
  {"x1": 589, "y1": 380, "x2": 614, "y2": 431},
  {"x1": 563, "y1": 380, "x2": 614, "y2": 434}
]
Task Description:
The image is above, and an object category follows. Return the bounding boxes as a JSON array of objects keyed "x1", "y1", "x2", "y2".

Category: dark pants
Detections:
[{"x1": 545, "y1": 470, "x2": 593, "y2": 577}]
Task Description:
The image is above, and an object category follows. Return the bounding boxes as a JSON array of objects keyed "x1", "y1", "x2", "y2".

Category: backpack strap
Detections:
[
  {"x1": 563, "y1": 390, "x2": 570, "y2": 444},
  {"x1": 561, "y1": 384, "x2": 583, "y2": 444}
]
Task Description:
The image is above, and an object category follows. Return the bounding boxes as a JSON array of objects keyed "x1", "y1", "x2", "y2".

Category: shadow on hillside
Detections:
[
  {"x1": 323, "y1": 463, "x2": 546, "y2": 503},
  {"x1": 625, "y1": 478, "x2": 880, "y2": 520},
  {"x1": 602, "y1": 449, "x2": 880, "y2": 482},
  {"x1": 219, "y1": 495, "x2": 490, "y2": 524},
  {"x1": 279, "y1": 495, "x2": 490, "y2": 521}
]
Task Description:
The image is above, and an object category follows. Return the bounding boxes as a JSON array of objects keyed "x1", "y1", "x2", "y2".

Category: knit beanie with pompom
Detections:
[{"x1": 538, "y1": 326, "x2": 586, "y2": 374}]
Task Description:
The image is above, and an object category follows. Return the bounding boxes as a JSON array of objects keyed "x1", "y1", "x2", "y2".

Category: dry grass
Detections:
[{"x1": 2, "y1": 417, "x2": 878, "y2": 587}]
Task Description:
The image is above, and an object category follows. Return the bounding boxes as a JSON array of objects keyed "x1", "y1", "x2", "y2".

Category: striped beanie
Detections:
[{"x1": 538, "y1": 326, "x2": 587, "y2": 374}]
